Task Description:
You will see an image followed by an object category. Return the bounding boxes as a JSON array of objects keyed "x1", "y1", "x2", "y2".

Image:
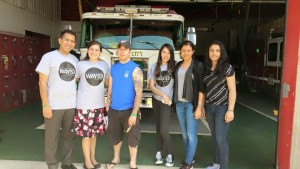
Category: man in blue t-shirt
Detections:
[{"x1": 106, "y1": 41, "x2": 143, "y2": 169}]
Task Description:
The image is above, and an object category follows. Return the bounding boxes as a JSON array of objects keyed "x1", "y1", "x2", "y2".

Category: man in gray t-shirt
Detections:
[{"x1": 35, "y1": 30, "x2": 78, "y2": 169}]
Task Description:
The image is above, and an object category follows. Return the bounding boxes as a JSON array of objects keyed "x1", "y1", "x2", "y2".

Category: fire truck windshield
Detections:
[{"x1": 80, "y1": 18, "x2": 183, "y2": 50}]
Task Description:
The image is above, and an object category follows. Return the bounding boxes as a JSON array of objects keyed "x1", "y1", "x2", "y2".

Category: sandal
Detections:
[
  {"x1": 130, "y1": 167, "x2": 138, "y2": 169},
  {"x1": 106, "y1": 162, "x2": 118, "y2": 169}
]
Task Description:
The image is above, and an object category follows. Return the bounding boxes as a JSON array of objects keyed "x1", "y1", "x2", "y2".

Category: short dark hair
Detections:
[{"x1": 60, "y1": 29, "x2": 76, "y2": 40}]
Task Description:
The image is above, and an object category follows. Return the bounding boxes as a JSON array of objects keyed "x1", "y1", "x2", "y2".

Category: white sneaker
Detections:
[
  {"x1": 205, "y1": 163, "x2": 220, "y2": 169},
  {"x1": 155, "y1": 151, "x2": 163, "y2": 165},
  {"x1": 165, "y1": 154, "x2": 174, "y2": 167}
]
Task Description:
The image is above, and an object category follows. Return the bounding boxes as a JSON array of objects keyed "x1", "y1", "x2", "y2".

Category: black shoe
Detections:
[
  {"x1": 83, "y1": 163, "x2": 96, "y2": 169},
  {"x1": 93, "y1": 163, "x2": 101, "y2": 169},
  {"x1": 179, "y1": 161, "x2": 193, "y2": 169},
  {"x1": 61, "y1": 164, "x2": 77, "y2": 169}
]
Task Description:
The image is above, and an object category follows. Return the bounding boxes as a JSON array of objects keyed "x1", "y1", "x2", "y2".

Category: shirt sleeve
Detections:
[
  {"x1": 75, "y1": 61, "x2": 81, "y2": 79},
  {"x1": 197, "y1": 61, "x2": 205, "y2": 93},
  {"x1": 35, "y1": 53, "x2": 50, "y2": 75},
  {"x1": 104, "y1": 62, "x2": 110, "y2": 80},
  {"x1": 225, "y1": 64, "x2": 235, "y2": 77},
  {"x1": 148, "y1": 64, "x2": 155, "y2": 81}
]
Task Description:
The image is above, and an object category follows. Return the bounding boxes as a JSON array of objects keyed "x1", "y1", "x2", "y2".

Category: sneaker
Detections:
[
  {"x1": 155, "y1": 151, "x2": 163, "y2": 165},
  {"x1": 205, "y1": 163, "x2": 220, "y2": 169},
  {"x1": 165, "y1": 154, "x2": 174, "y2": 167},
  {"x1": 179, "y1": 161, "x2": 193, "y2": 169}
]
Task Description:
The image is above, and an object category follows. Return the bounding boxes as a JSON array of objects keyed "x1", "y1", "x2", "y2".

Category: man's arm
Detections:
[
  {"x1": 38, "y1": 72, "x2": 52, "y2": 119},
  {"x1": 128, "y1": 67, "x2": 143, "y2": 126},
  {"x1": 132, "y1": 67, "x2": 143, "y2": 115}
]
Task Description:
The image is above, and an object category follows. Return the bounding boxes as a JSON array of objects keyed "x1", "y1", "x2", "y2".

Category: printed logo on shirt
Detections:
[
  {"x1": 59, "y1": 62, "x2": 76, "y2": 81},
  {"x1": 156, "y1": 71, "x2": 171, "y2": 87},
  {"x1": 85, "y1": 67, "x2": 104, "y2": 86},
  {"x1": 124, "y1": 71, "x2": 129, "y2": 78}
]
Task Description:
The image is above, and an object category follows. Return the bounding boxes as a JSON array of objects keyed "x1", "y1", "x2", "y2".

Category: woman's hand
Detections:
[
  {"x1": 194, "y1": 106, "x2": 202, "y2": 120},
  {"x1": 162, "y1": 95, "x2": 172, "y2": 106},
  {"x1": 225, "y1": 110, "x2": 234, "y2": 123}
]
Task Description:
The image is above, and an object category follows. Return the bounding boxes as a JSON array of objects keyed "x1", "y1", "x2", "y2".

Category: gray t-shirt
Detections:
[
  {"x1": 177, "y1": 67, "x2": 187, "y2": 102},
  {"x1": 35, "y1": 50, "x2": 79, "y2": 109},
  {"x1": 148, "y1": 63, "x2": 174, "y2": 101},
  {"x1": 76, "y1": 60, "x2": 110, "y2": 109}
]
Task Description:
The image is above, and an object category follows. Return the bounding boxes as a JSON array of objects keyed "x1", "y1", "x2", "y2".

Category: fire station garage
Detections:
[{"x1": 0, "y1": 0, "x2": 299, "y2": 169}]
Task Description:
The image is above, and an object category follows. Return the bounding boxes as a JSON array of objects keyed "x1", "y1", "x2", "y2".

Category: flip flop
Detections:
[
  {"x1": 106, "y1": 162, "x2": 118, "y2": 169},
  {"x1": 129, "y1": 167, "x2": 138, "y2": 169}
]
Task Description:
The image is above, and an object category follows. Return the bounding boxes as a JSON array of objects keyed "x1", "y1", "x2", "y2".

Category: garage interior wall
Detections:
[
  {"x1": 0, "y1": 0, "x2": 61, "y2": 48},
  {"x1": 291, "y1": 42, "x2": 300, "y2": 169}
]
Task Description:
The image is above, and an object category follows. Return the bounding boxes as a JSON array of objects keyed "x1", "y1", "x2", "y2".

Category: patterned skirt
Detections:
[{"x1": 72, "y1": 107, "x2": 108, "y2": 138}]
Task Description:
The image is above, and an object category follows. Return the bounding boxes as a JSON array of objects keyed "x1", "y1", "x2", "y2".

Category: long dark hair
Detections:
[
  {"x1": 204, "y1": 40, "x2": 229, "y2": 76},
  {"x1": 83, "y1": 41, "x2": 102, "y2": 60},
  {"x1": 180, "y1": 40, "x2": 195, "y2": 59},
  {"x1": 154, "y1": 43, "x2": 175, "y2": 78}
]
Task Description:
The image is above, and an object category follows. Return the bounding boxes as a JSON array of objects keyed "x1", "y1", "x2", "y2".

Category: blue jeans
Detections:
[
  {"x1": 176, "y1": 101, "x2": 199, "y2": 165},
  {"x1": 205, "y1": 104, "x2": 230, "y2": 169}
]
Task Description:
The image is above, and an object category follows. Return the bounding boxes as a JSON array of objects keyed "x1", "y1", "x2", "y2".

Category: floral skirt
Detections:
[{"x1": 72, "y1": 107, "x2": 108, "y2": 138}]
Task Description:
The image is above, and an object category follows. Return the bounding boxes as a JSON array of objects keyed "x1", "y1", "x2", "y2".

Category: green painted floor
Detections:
[{"x1": 0, "y1": 101, "x2": 277, "y2": 169}]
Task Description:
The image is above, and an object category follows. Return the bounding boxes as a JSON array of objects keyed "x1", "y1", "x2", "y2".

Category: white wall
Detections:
[
  {"x1": 0, "y1": 0, "x2": 61, "y2": 48},
  {"x1": 290, "y1": 42, "x2": 300, "y2": 169}
]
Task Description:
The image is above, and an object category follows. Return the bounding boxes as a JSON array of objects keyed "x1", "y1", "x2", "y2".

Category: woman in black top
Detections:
[
  {"x1": 203, "y1": 40, "x2": 236, "y2": 169},
  {"x1": 173, "y1": 41, "x2": 205, "y2": 169}
]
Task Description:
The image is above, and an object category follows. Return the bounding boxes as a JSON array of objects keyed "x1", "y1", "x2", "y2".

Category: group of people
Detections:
[
  {"x1": 36, "y1": 29, "x2": 236, "y2": 169},
  {"x1": 150, "y1": 40, "x2": 236, "y2": 169},
  {"x1": 36, "y1": 30, "x2": 142, "y2": 169}
]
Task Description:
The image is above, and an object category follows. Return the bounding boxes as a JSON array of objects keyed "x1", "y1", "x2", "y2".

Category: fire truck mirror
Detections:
[{"x1": 186, "y1": 27, "x2": 197, "y2": 45}]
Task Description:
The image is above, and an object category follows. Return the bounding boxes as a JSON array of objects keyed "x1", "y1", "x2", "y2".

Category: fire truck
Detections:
[
  {"x1": 79, "y1": 5, "x2": 191, "y2": 108},
  {"x1": 244, "y1": 17, "x2": 284, "y2": 96}
]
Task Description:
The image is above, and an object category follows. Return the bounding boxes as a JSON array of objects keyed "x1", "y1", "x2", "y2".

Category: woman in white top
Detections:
[{"x1": 72, "y1": 41, "x2": 110, "y2": 169}]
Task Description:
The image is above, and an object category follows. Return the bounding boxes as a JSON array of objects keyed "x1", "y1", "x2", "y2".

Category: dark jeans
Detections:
[
  {"x1": 152, "y1": 97, "x2": 172, "y2": 155},
  {"x1": 205, "y1": 104, "x2": 230, "y2": 169}
]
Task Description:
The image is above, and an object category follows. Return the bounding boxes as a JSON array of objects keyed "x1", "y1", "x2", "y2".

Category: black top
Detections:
[
  {"x1": 174, "y1": 59, "x2": 205, "y2": 112},
  {"x1": 204, "y1": 64, "x2": 235, "y2": 105}
]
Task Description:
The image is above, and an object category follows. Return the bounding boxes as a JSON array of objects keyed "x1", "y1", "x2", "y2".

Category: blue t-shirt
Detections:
[{"x1": 110, "y1": 60, "x2": 139, "y2": 110}]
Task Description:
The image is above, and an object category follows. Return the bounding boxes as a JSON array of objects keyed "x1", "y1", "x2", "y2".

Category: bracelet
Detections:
[
  {"x1": 42, "y1": 104, "x2": 49, "y2": 108},
  {"x1": 130, "y1": 113, "x2": 137, "y2": 117},
  {"x1": 197, "y1": 104, "x2": 202, "y2": 108},
  {"x1": 228, "y1": 110, "x2": 234, "y2": 112}
]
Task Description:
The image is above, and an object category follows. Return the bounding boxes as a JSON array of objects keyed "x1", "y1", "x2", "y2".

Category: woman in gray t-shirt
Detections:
[
  {"x1": 148, "y1": 43, "x2": 175, "y2": 167},
  {"x1": 72, "y1": 41, "x2": 109, "y2": 169}
]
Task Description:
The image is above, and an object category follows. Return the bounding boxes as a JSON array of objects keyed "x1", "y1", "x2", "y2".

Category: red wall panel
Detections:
[{"x1": 277, "y1": 0, "x2": 300, "y2": 168}]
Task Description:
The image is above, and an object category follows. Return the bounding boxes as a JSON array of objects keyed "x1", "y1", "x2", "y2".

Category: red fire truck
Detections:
[{"x1": 244, "y1": 17, "x2": 284, "y2": 96}]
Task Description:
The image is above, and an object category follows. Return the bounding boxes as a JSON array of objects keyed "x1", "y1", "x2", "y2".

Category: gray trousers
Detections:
[{"x1": 45, "y1": 109, "x2": 75, "y2": 169}]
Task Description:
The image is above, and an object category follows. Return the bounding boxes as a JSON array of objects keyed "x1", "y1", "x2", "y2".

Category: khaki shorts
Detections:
[{"x1": 107, "y1": 108, "x2": 141, "y2": 147}]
